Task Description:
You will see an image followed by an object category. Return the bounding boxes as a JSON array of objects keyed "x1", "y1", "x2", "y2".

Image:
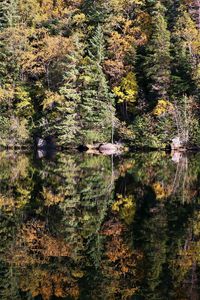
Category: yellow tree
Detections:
[{"x1": 113, "y1": 72, "x2": 138, "y2": 119}]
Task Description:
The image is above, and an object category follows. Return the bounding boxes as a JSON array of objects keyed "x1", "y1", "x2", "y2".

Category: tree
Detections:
[
  {"x1": 113, "y1": 71, "x2": 138, "y2": 119},
  {"x1": 0, "y1": 0, "x2": 19, "y2": 29},
  {"x1": 54, "y1": 39, "x2": 83, "y2": 147},
  {"x1": 0, "y1": 0, "x2": 20, "y2": 84},
  {"x1": 80, "y1": 25, "x2": 116, "y2": 144},
  {"x1": 188, "y1": 0, "x2": 200, "y2": 29},
  {"x1": 171, "y1": 4, "x2": 200, "y2": 94},
  {"x1": 143, "y1": 1, "x2": 171, "y2": 100}
]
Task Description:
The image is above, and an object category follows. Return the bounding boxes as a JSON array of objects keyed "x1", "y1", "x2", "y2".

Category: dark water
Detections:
[{"x1": 0, "y1": 150, "x2": 199, "y2": 300}]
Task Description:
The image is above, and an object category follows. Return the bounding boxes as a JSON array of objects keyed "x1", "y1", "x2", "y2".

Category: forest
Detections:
[
  {"x1": 0, "y1": 0, "x2": 199, "y2": 149},
  {"x1": 0, "y1": 2, "x2": 200, "y2": 298},
  {"x1": 0, "y1": 151, "x2": 199, "y2": 299}
]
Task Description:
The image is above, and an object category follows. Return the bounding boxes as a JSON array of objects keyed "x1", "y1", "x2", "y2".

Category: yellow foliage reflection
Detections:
[{"x1": 112, "y1": 194, "x2": 136, "y2": 224}]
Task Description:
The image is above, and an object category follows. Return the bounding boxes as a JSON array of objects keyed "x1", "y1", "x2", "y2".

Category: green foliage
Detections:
[
  {"x1": 0, "y1": 0, "x2": 199, "y2": 148},
  {"x1": 0, "y1": 116, "x2": 10, "y2": 146},
  {"x1": 0, "y1": 0, "x2": 19, "y2": 29},
  {"x1": 171, "y1": 5, "x2": 200, "y2": 96},
  {"x1": 130, "y1": 114, "x2": 166, "y2": 148},
  {"x1": 143, "y1": 1, "x2": 171, "y2": 99},
  {"x1": 80, "y1": 60, "x2": 114, "y2": 143},
  {"x1": 79, "y1": 25, "x2": 116, "y2": 144},
  {"x1": 47, "y1": 39, "x2": 83, "y2": 146}
]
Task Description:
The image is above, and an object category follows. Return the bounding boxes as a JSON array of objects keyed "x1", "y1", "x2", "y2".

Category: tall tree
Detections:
[
  {"x1": 171, "y1": 4, "x2": 200, "y2": 95},
  {"x1": 0, "y1": 0, "x2": 19, "y2": 29},
  {"x1": 40, "y1": 37, "x2": 83, "y2": 147},
  {"x1": 143, "y1": 1, "x2": 171, "y2": 101},
  {"x1": 80, "y1": 25, "x2": 116, "y2": 144}
]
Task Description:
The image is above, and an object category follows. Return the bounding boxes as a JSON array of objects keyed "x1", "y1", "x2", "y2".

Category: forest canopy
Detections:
[{"x1": 0, "y1": 0, "x2": 199, "y2": 148}]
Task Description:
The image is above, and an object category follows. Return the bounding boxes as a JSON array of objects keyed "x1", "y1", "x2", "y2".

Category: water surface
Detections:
[{"x1": 0, "y1": 151, "x2": 199, "y2": 299}]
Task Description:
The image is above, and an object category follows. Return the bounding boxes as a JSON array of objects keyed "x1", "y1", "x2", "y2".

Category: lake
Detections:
[{"x1": 0, "y1": 150, "x2": 199, "y2": 299}]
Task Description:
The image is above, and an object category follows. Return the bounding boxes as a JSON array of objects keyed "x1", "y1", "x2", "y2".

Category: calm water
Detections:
[{"x1": 0, "y1": 150, "x2": 199, "y2": 300}]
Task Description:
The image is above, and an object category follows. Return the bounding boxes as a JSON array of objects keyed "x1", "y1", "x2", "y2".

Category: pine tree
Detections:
[
  {"x1": 44, "y1": 38, "x2": 83, "y2": 147},
  {"x1": 81, "y1": 0, "x2": 108, "y2": 24},
  {"x1": 0, "y1": 0, "x2": 11, "y2": 84},
  {"x1": 143, "y1": 1, "x2": 171, "y2": 100},
  {"x1": 80, "y1": 25, "x2": 116, "y2": 144},
  {"x1": 162, "y1": 0, "x2": 180, "y2": 28},
  {"x1": 0, "y1": 0, "x2": 19, "y2": 29},
  {"x1": 0, "y1": 0, "x2": 20, "y2": 85},
  {"x1": 171, "y1": 4, "x2": 200, "y2": 96},
  {"x1": 57, "y1": 56, "x2": 82, "y2": 145}
]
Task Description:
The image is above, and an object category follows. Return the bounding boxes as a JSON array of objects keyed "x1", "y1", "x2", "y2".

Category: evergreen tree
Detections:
[
  {"x1": 0, "y1": 0, "x2": 17, "y2": 84},
  {"x1": 81, "y1": 0, "x2": 108, "y2": 24},
  {"x1": 54, "y1": 39, "x2": 83, "y2": 147},
  {"x1": 38, "y1": 37, "x2": 83, "y2": 147},
  {"x1": 0, "y1": 0, "x2": 21, "y2": 86},
  {"x1": 171, "y1": 4, "x2": 200, "y2": 96},
  {"x1": 80, "y1": 25, "x2": 116, "y2": 144},
  {"x1": 143, "y1": 1, "x2": 171, "y2": 101},
  {"x1": 0, "y1": 0, "x2": 199, "y2": 148},
  {"x1": 0, "y1": 0, "x2": 19, "y2": 29},
  {"x1": 162, "y1": 0, "x2": 180, "y2": 27}
]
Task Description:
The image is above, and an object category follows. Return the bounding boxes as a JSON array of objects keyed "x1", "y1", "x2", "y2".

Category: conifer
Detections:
[
  {"x1": 49, "y1": 38, "x2": 83, "y2": 147},
  {"x1": 80, "y1": 25, "x2": 116, "y2": 144},
  {"x1": 143, "y1": 1, "x2": 171, "y2": 100}
]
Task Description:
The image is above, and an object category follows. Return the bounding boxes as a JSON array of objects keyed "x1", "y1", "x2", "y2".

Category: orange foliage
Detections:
[
  {"x1": 104, "y1": 11, "x2": 149, "y2": 83},
  {"x1": 99, "y1": 218, "x2": 142, "y2": 299},
  {"x1": 103, "y1": 60, "x2": 126, "y2": 82},
  {"x1": 101, "y1": 219, "x2": 125, "y2": 236},
  {"x1": 7, "y1": 220, "x2": 71, "y2": 266},
  {"x1": 19, "y1": 268, "x2": 80, "y2": 300},
  {"x1": 21, "y1": 29, "x2": 73, "y2": 76}
]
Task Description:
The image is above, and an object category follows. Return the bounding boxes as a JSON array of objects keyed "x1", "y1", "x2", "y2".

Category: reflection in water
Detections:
[{"x1": 0, "y1": 151, "x2": 199, "y2": 299}]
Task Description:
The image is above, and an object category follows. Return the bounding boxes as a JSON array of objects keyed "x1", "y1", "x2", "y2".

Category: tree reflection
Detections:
[{"x1": 0, "y1": 151, "x2": 199, "y2": 299}]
